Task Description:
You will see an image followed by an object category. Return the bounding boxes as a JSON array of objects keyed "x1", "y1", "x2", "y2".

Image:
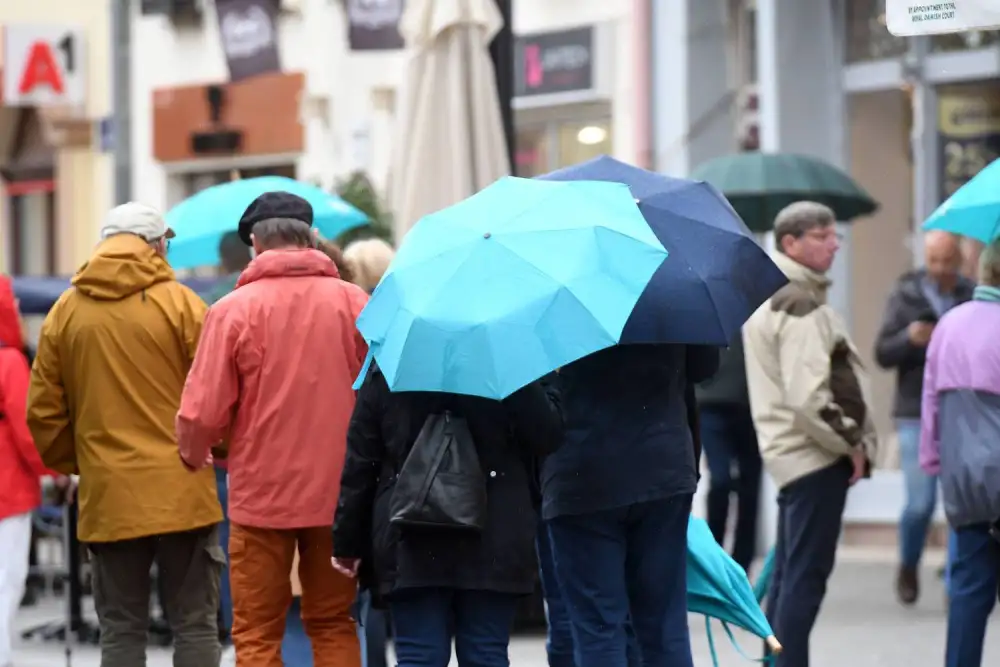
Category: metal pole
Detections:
[
  {"x1": 489, "y1": 0, "x2": 516, "y2": 174},
  {"x1": 111, "y1": 0, "x2": 132, "y2": 204}
]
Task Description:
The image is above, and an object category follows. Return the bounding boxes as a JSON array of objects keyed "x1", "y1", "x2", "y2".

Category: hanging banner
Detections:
[
  {"x1": 938, "y1": 85, "x2": 1000, "y2": 201},
  {"x1": 345, "y1": 0, "x2": 405, "y2": 51},
  {"x1": 887, "y1": 0, "x2": 1000, "y2": 36},
  {"x1": 216, "y1": 0, "x2": 282, "y2": 82}
]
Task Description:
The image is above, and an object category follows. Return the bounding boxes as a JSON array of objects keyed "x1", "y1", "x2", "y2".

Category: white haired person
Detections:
[{"x1": 343, "y1": 238, "x2": 395, "y2": 294}]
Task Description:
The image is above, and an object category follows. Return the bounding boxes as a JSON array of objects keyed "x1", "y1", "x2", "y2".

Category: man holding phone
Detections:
[{"x1": 875, "y1": 230, "x2": 974, "y2": 606}]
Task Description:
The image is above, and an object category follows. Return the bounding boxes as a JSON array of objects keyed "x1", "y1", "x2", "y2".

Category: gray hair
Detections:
[
  {"x1": 773, "y1": 201, "x2": 836, "y2": 251},
  {"x1": 979, "y1": 239, "x2": 1000, "y2": 286},
  {"x1": 250, "y1": 218, "x2": 314, "y2": 250}
]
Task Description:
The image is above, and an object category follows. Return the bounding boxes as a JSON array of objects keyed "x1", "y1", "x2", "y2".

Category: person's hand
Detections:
[
  {"x1": 908, "y1": 321, "x2": 935, "y2": 347},
  {"x1": 331, "y1": 557, "x2": 360, "y2": 578},
  {"x1": 53, "y1": 475, "x2": 77, "y2": 504},
  {"x1": 179, "y1": 450, "x2": 213, "y2": 471},
  {"x1": 848, "y1": 449, "x2": 868, "y2": 486}
]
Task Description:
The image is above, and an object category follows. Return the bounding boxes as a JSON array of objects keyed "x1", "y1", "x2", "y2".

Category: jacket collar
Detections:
[
  {"x1": 770, "y1": 251, "x2": 832, "y2": 304},
  {"x1": 237, "y1": 248, "x2": 340, "y2": 288}
]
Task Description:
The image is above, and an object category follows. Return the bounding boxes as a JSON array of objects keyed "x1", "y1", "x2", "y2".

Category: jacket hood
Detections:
[
  {"x1": 236, "y1": 248, "x2": 340, "y2": 288},
  {"x1": 0, "y1": 276, "x2": 25, "y2": 349},
  {"x1": 770, "y1": 251, "x2": 832, "y2": 303},
  {"x1": 72, "y1": 234, "x2": 176, "y2": 301}
]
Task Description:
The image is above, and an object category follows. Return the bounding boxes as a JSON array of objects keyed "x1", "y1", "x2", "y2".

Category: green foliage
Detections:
[{"x1": 333, "y1": 171, "x2": 394, "y2": 246}]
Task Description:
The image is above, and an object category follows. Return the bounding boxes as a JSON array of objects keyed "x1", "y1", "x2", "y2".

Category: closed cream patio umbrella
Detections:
[{"x1": 390, "y1": 0, "x2": 511, "y2": 241}]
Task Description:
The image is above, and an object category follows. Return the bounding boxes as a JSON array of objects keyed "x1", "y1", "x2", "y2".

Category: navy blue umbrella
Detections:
[
  {"x1": 13, "y1": 275, "x2": 223, "y2": 315},
  {"x1": 539, "y1": 155, "x2": 788, "y2": 345}
]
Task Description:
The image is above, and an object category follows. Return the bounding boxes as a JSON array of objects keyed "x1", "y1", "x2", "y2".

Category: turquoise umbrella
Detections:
[
  {"x1": 166, "y1": 176, "x2": 368, "y2": 269},
  {"x1": 924, "y1": 158, "x2": 1000, "y2": 243},
  {"x1": 354, "y1": 176, "x2": 668, "y2": 399},
  {"x1": 687, "y1": 517, "x2": 782, "y2": 664}
]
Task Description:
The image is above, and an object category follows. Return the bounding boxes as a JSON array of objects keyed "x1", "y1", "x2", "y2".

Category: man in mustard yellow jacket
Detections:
[{"x1": 27, "y1": 203, "x2": 223, "y2": 667}]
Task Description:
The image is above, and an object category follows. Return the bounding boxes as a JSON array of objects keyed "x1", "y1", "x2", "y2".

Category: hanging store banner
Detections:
[
  {"x1": 216, "y1": 0, "x2": 282, "y2": 82},
  {"x1": 514, "y1": 27, "x2": 594, "y2": 98},
  {"x1": 345, "y1": 0, "x2": 406, "y2": 51},
  {"x1": 937, "y1": 85, "x2": 1000, "y2": 201},
  {"x1": 887, "y1": 0, "x2": 1000, "y2": 36}
]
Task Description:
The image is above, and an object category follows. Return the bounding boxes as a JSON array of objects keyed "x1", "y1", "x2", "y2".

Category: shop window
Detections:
[
  {"x1": 557, "y1": 122, "x2": 613, "y2": 168},
  {"x1": 845, "y1": 0, "x2": 907, "y2": 63},
  {"x1": 515, "y1": 126, "x2": 549, "y2": 177},
  {"x1": 181, "y1": 164, "x2": 297, "y2": 198},
  {"x1": 932, "y1": 31, "x2": 1000, "y2": 53}
]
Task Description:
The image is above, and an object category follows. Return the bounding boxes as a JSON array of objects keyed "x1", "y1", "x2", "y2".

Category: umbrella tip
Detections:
[
  {"x1": 766, "y1": 636, "x2": 782, "y2": 654},
  {"x1": 483, "y1": 232, "x2": 492, "y2": 239}
]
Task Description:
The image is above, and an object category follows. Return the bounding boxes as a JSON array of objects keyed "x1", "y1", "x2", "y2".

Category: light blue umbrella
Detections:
[
  {"x1": 923, "y1": 158, "x2": 1000, "y2": 243},
  {"x1": 687, "y1": 517, "x2": 782, "y2": 665},
  {"x1": 354, "y1": 176, "x2": 668, "y2": 399},
  {"x1": 166, "y1": 176, "x2": 368, "y2": 269}
]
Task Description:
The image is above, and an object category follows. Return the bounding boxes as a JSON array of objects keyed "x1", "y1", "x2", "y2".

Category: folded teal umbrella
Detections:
[
  {"x1": 166, "y1": 176, "x2": 368, "y2": 269},
  {"x1": 923, "y1": 158, "x2": 1000, "y2": 243},
  {"x1": 355, "y1": 176, "x2": 668, "y2": 399},
  {"x1": 687, "y1": 517, "x2": 782, "y2": 665}
]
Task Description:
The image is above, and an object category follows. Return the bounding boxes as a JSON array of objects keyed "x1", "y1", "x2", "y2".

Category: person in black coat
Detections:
[
  {"x1": 332, "y1": 365, "x2": 563, "y2": 667},
  {"x1": 542, "y1": 344, "x2": 718, "y2": 667}
]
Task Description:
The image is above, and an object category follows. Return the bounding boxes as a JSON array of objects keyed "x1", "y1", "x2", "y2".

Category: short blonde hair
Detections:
[
  {"x1": 344, "y1": 238, "x2": 395, "y2": 293},
  {"x1": 979, "y1": 238, "x2": 1000, "y2": 287}
]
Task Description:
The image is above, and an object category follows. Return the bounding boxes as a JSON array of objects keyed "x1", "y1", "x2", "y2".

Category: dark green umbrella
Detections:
[{"x1": 690, "y1": 152, "x2": 878, "y2": 233}]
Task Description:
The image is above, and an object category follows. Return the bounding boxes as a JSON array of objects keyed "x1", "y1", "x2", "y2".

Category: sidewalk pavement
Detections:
[{"x1": 13, "y1": 560, "x2": 1000, "y2": 666}]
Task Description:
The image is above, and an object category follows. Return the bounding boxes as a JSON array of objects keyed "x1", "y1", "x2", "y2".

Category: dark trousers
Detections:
[
  {"x1": 214, "y1": 466, "x2": 233, "y2": 640},
  {"x1": 945, "y1": 523, "x2": 999, "y2": 667},
  {"x1": 700, "y1": 404, "x2": 762, "y2": 571},
  {"x1": 547, "y1": 494, "x2": 693, "y2": 667},
  {"x1": 356, "y1": 590, "x2": 388, "y2": 667},
  {"x1": 766, "y1": 461, "x2": 850, "y2": 667},
  {"x1": 88, "y1": 524, "x2": 224, "y2": 667},
  {"x1": 389, "y1": 587, "x2": 518, "y2": 667}
]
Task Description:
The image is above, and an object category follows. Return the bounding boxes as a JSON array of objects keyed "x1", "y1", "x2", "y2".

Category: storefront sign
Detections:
[
  {"x1": 2, "y1": 24, "x2": 86, "y2": 107},
  {"x1": 887, "y1": 0, "x2": 1000, "y2": 37},
  {"x1": 216, "y1": 0, "x2": 282, "y2": 82},
  {"x1": 514, "y1": 27, "x2": 594, "y2": 98},
  {"x1": 938, "y1": 86, "x2": 1000, "y2": 200},
  {"x1": 345, "y1": 0, "x2": 406, "y2": 51}
]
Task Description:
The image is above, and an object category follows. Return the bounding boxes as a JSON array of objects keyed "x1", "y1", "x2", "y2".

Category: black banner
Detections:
[
  {"x1": 514, "y1": 27, "x2": 594, "y2": 98},
  {"x1": 346, "y1": 0, "x2": 406, "y2": 51},
  {"x1": 938, "y1": 86, "x2": 1000, "y2": 201},
  {"x1": 216, "y1": 0, "x2": 282, "y2": 82}
]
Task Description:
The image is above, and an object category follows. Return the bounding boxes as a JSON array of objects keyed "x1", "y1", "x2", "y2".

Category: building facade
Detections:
[
  {"x1": 658, "y1": 0, "x2": 1000, "y2": 547},
  {"x1": 131, "y1": 0, "x2": 644, "y2": 224},
  {"x1": 0, "y1": 0, "x2": 114, "y2": 275}
]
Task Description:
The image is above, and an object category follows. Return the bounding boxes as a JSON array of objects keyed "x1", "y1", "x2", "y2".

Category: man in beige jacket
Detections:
[{"x1": 743, "y1": 201, "x2": 877, "y2": 667}]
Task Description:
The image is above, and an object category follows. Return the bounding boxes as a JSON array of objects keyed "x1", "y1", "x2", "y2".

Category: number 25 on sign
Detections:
[
  {"x1": 886, "y1": 0, "x2": 1000, "y2": 36},
  {"x1": 2, "y1": 24, "x2": 86, "y2": 107}
]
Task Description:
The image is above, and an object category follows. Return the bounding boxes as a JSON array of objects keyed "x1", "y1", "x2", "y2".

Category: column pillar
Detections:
[{"x1": 650, "y1": 0, "x2": 732, "y2": 176}]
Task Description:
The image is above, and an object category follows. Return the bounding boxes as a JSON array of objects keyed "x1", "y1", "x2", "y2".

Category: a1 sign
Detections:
[{"x1": 2, "y1": 24, "x2": 86, "y2": 107}]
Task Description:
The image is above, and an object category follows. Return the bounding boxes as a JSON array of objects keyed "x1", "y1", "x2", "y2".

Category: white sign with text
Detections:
[{"x1": 887, "y1": 0, "x2": 1000, "y2": 36}]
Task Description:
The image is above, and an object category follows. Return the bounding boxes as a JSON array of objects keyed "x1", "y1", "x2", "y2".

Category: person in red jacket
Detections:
[{"x1": 0, "y1": 275, "x2": 48, "y2": 667}]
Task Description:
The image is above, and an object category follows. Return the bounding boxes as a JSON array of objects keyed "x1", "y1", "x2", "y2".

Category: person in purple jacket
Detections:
[{"x1": 920, "y1": 238, "x2": 1000, "y2": 667}]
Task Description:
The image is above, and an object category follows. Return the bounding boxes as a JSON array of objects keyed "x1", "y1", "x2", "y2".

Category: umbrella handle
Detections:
[{"x1": 766, "y1": 636, "x2": 783, "y2": 654}]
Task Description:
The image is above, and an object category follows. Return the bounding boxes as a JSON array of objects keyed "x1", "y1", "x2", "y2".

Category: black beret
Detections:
[{"x1": 237, "y1": 191, "x2": 314, "y2": 246}]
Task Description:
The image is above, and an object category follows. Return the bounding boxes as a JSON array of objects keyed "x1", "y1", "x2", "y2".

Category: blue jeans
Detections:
[
  {"x1": 898, "y1": 419, "x2": 938, "y2": 569},
  {"x1": 537, "y1": 523, "x2": 641, "y2": 667},
  {"x1": 946, "y1": 524, "x2": 998, "y2": 667},
  {"x1": 355, "y1": 590, "x2": 388, "y2": 667},
  {"x1": 282, "y1": 597, "x2": 313, "y2": 666},
  {"x1": 547, "y1": 495, "x2": 693, "y2": 667},
  {"x1": 214, "y1": 466, "x2": 233, "y2": 639},
  {"x1": 390, "y1": 588, "x2": 518, "y2": 667},
  {"x1": 700, "y1": 404, "x2": 762, "y2": 571}
]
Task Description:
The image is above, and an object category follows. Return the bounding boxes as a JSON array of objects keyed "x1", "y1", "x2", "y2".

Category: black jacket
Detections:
[
  {"x1": 541, "y1": 344, "x2": 718, "y2": 520},
  {"x1": 874, "y1": 269, "x2": 973, "y2": 418},
  {"x1": 695, "y1": 334, "x2": 749, "y2": 407},
  {"x1": 332, "y1": 367, "x2": 563, "y2": 603}
]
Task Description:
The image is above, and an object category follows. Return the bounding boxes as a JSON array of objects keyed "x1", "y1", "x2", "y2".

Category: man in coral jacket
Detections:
[{"x1": 0, "y1": 275, "x2": 50, "y2": 667}]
